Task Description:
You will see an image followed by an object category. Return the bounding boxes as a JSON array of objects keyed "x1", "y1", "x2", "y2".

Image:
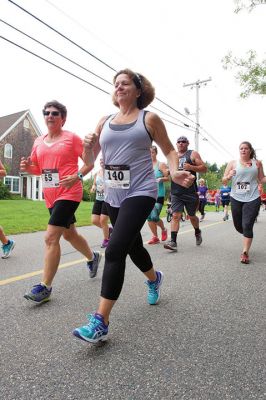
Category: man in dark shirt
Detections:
[{"x1": 164, "y1": 136, "x2": 207, "y2": 251}]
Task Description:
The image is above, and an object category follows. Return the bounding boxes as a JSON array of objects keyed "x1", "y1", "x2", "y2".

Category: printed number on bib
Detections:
[
  {"x1": 178, "y1": 157, "x2": 186, "y2": 170},
  {"x1": 42, "y1": 169, "x2": 60, "y2": 188},
  {"x1": 236, "y1": 181, "x2": 250, "y2": 194},
  {"x1": 104, "y1": 165, "x2": 130, "y2": 189},
  {"x1": 96, "y1": 184, "x2": 105, "y2": 199}
]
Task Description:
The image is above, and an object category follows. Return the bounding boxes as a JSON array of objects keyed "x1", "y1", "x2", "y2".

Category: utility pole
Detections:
[{"x1": 183, "y1": 78, "x2": 212, "y2": 153}]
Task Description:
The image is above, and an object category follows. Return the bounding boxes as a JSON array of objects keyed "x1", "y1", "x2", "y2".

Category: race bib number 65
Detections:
[
  {"x1": 104, "y1": 165, "x2": 130, "y2": 189},
  {"x1": 42, "y1": 169, "x2": 60, "y2": 188}
]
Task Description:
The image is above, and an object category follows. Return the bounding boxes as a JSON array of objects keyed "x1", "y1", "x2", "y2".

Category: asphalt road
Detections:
[{"x1": 1, "y1": 211, "x2": 265, "y2": 400}]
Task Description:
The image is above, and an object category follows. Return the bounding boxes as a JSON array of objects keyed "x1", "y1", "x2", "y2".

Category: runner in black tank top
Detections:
[{"x1": 164, "y1": 136, "x2": 207, "y2": 252}]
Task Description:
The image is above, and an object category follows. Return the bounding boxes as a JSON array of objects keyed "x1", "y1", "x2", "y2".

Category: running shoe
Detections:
[
  {"x1": 24, "y1": 283, "x2": 52, "y2": 304},
  {"x1": 240, "y1": 252, "x2": 249, "y2": 264},
  {"x1": 145, "y1": 271, "x2": 164, "y2": 305},
  {"x1": 163, "y1": 240, "x2": 177, "y2": 251},
  {"x1": 73, "y1": 313, "x2": 109, "y2": 343},
  {"x1": 1, "y1": 239, "x2": 15, "y2": 259},
  {"x1": 100, "y1": 239, "x2": 109, "y2": 248},
  {"x1": 147, "y1": 236, "x2": 160, "y2": 245},
  {"x1": 87, "y1": 251, "x2": 102, "y2": 278},
  {"x1": 195, "y1": 230, "x2": 202, "y2": 246},
  {"x1": 200, "y1": 214, "x2": 205, "y2": 222},
  {"x1": 161, "y1": 228, "x2": 168, "y2": 241}
]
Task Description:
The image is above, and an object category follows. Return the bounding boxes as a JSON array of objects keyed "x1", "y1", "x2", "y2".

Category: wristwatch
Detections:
[{"x1": 77, "y1": 172, "x2": 83, "y2": 181}]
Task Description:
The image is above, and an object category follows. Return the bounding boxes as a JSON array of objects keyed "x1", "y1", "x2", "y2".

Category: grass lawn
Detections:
[
  {"x1": 0, "y1": 200, "x2": 93, "y2": 235},
  {"x1": 0, "y1": 200, "x2": 221, "y2": 235}
]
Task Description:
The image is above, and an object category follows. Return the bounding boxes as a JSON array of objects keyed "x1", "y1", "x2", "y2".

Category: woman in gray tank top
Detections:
[
  {"x1": 73, "y1": 68, "x2": 195, "y2": 343},
  {"x1": 223, "y1": 141, "x2": 266, "y2": 264}
]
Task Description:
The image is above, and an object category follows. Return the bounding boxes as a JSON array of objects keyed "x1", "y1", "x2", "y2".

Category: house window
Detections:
[
  {"x1": 4, "y1": 143, "x2": 13, "y2": 159},
  {"x1": 4, "y1": 177, "x2": 11, "y2": 190},
  {"x1": 12, "y1": 178, "x2": 20, "y2": 192},
  {"x1": 4, "y1": 176, "x2": 20, "y2": 193},
  {"x1": 23, "y1": 119, "x2": 30, "y2": 129}
]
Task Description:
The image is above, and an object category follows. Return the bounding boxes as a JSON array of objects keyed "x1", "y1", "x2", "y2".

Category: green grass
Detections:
[
  {"x1": 0, "y1": 200, "x2": 94, "y2": 235},
  {"x1": 0, "y1": 200, "x2": 226, "y2": 235}
]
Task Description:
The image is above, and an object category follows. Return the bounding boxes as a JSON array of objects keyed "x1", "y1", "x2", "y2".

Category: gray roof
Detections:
[
  {"x1": 0, "y1": 110, "x2": 28, "y2": 136},
  {"x1": 0, "y1": 110, "x2": 42, "y2": 141}
]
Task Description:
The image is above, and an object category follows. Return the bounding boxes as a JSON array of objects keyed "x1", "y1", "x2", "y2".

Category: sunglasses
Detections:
[
  {"x1": 43, "y1": 110, "x2": 60, "y2": 117},
  {"x1": 177, "y1": 140, "x2": 187, "y2": 144}
]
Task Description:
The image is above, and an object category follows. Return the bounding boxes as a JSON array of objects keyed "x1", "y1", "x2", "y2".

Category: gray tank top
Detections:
[
  {"x1": 99, "y1": 110, "x2": 157, "y2": 207},
  {"x1": 231, "y1": 159, "x2": 260, "y2": 202}
]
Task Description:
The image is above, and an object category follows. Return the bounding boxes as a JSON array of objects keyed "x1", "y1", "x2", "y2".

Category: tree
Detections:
[
  {"x1": 222, "y1": 1, "x2": 266, "y2": 97},
  {"x1": 234, "y1": 0, "x2": 266, "y2": 13},
  {"x1": 200, "y1": 163, "x2": 227, "y2": 189},
  {"x1": 223, "y1": 50, "x2": 266, "y2": 98}
]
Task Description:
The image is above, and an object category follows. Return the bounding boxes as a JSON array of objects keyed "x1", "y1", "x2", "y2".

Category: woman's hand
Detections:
[
  {"x1": 59, "y1": 174, "x2": 79, "y2": 188},
  {"x1": 20, "y1": 156, "x2": 31, "y2": 171},
  {"x1": 84, "y1": 133, "x2": 98, "y2": 149},
  {"x1": 171, "y1": 171, "x2": 195, "y2": 188}
]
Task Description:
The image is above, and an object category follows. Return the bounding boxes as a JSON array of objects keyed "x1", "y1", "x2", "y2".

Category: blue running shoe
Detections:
[
  {"x1": 24, "y1": 283, "x2": 52, "y2": 304},
  {"x1": 145, "y1": 271, "x2": 164, "y2": 305},
  {"x1": 73, "y1": 313, "x2": 109, "y2": 343},
  {"x1": 1, "y1": 239, "x2": 15, "y2": 259},
  {"x1": 87, "y1": 251, "x2": 102, "y2": 278}
]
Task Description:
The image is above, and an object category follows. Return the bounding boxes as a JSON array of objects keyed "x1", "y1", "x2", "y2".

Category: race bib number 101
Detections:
[{"x1": 104, "y1": 165, "x2": 130, "y2": 189}]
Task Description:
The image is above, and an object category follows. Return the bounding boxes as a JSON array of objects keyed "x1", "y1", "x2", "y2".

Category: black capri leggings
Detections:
[
  {"x1": 230, "y1": 196, "x2": 261, "y2": 238},
  {"x1": 198, "y1": 200, "x2": 206, "y2": 216},
  {"x1": 101, "y1": 196, "x2": 156, "y2": 300}
]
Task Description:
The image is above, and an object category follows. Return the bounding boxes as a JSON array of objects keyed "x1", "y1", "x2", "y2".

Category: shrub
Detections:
[
  {"x1": 82, "y1": 179, "x2": 95, "y2": 202},
  {"x1": 0, "y1": 181, "x2": 11, "y2": 199}
]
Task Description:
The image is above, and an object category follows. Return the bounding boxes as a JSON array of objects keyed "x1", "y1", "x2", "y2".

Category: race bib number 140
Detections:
[{"x1": 104, "y1": 165, "x2": 130, "y2": 189}]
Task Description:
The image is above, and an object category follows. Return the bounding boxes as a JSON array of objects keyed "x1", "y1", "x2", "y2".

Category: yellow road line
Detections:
[
  {"x1": 177, "y1": 220, "x2": 224, "y2": 234},
  {"x1": 0, "y1": 220, "x2": 223, "y2": 286},
  {"x1": 0, "y1": 258, "x2": 86, "y2": 286}
]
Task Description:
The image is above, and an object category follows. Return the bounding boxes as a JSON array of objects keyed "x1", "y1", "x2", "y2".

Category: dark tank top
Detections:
[{"x1": 171, "y1": 150, "x2": 197, "y2": 195}]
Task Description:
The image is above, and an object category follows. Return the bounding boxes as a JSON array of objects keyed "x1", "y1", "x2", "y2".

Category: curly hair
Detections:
[
  {"x1": 43, "y1": 100, "x2": 67, "y2": 119},
  {"x1": 112, "y1": 68, "x2": 155, "y2": 109}
]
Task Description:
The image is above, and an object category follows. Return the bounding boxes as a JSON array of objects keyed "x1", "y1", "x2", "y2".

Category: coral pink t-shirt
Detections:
[{"x1": 30, "y1": 130, "x2": 83, "y2": 208}]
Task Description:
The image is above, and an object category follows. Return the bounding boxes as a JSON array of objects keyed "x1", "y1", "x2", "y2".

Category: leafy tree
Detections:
[
  {"x1": 200, "y1": 163, "x2": 227, "y2": 189},
  {"x1": 223, "y1": 50, "x2": 266, "y2": 98},
  {"x1": 222, "y1": 1, "x2": 266, "y2": 97},
  {"x1": 234, "y1": 0, "x2": 266, "y2": 13}
]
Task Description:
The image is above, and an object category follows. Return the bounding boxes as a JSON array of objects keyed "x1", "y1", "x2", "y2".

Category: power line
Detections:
[
  {"x1": 198, "y1": 125, "x2": 234, "y2": 158},
  {"x1": 1, "y1": 18, "x2": 196, "y2": 130},
  {"x1": 0, "y1": 19, "x2": 113, "y2": 87},
  {"x1": 8, "y1": 0, "x2": 117, "y2": 72},
  {"x1": 0, "y1": 34, "x2": 193, "y2": 132},
  {"x1": 0, "y1": 36, "x2": 111, "y2": 95},
  {"x1": 7, "y1": 0, "x2": 197, "y2": 127},
  {"x1": 5, "y1": 0, "x2": 233, "y2": 159}
]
